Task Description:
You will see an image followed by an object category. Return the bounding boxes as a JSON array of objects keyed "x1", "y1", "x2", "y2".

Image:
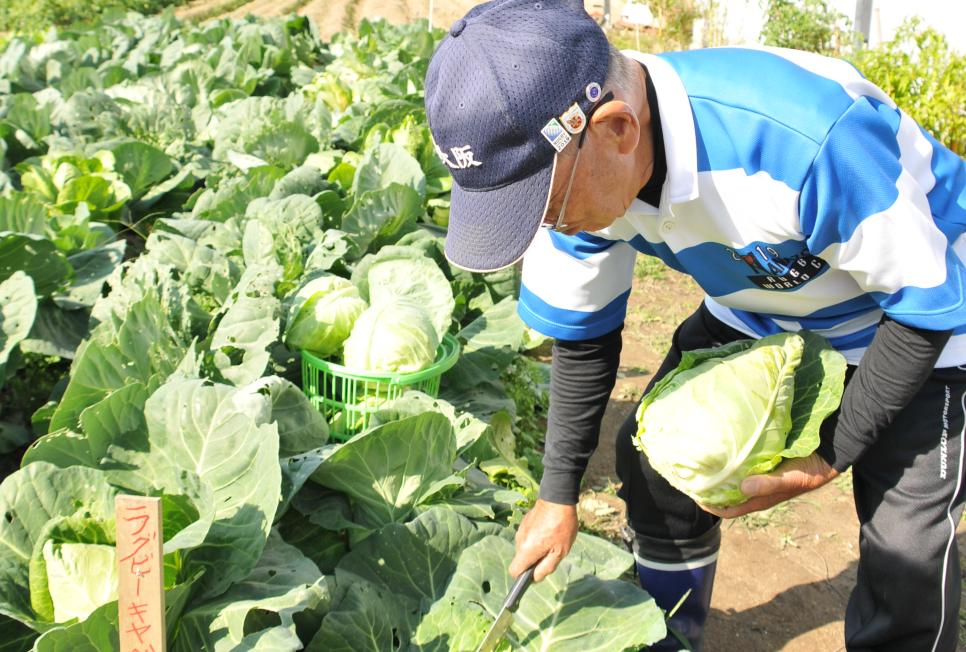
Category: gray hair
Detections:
[{"x1": 604, "y1": 44, "x2": 639, "y2": 93}]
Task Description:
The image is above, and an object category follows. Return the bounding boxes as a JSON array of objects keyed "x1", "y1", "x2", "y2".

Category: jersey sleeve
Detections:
[
  {"x1": 518, "y1": 228, "x2": 637, "y2": 341},
  {"x1": 800, "y1": 96, "x2": 966, "y2": 331}
]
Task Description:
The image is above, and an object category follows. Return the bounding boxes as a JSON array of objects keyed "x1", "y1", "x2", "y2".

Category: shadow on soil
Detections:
[
  {"x1": 706, "y1": 557, "x2": 855, "y2": 652},
  {"x1": 708, "y1": 531, "x2": 966, "y2": 652}
]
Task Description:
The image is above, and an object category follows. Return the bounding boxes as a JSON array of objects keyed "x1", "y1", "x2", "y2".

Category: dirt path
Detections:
[
  {"x1": 224, "y1": 0, "x2": 301, "y2": 20},
  {"x1": 297, "y1": 0, "x2": 354, "y2": 41},
  {"x1": 175, "y1": 0, "x2": 233, "y2": 22},
  {"x1": 356, "y1": 0, "x2": 411, "y2": 25},
  {"x1": 177, "y1": 0, "x2": 478, "y2": 36}
]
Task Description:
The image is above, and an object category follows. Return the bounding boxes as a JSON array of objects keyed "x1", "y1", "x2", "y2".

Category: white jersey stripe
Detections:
[
  {"x1": 896, "y1": 110, "x2": 938, "y2": 197},
  {"x1": 816, "y1": 170, "x2": 949, "y2": 296}
]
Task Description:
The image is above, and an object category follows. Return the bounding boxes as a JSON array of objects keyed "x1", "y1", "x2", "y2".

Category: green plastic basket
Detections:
[{"x1": 301, "y1": 333, "x2": 461, "y2": 441}]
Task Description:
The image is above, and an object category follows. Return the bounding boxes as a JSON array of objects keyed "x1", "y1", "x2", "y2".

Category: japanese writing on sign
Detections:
[{"x1": 116, "y1": 495, "x2": 165, "y2": 652}]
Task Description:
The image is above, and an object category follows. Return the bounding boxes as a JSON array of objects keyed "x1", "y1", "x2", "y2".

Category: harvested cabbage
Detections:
[
  {"x1": 285, "y1": 274, "x2": 367, "y2": 357},
  {"x1": 342, "y1": 300, "x2": 439, "y2": 373},
  {"x1": 634, "y1": 332, "x2": 846, "y2": 507}
]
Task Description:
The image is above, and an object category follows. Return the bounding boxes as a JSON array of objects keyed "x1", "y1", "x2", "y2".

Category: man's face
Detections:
[{"x1": 542, "y1": 103, "x2": 647, "y2": 236}]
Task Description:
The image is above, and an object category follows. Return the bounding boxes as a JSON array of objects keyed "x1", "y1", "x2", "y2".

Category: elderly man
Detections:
[{"x1": 423, "y1": 0, "x2": 966, "y2": 649}]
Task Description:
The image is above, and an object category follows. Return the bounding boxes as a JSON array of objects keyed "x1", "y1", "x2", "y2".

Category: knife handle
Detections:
[{"x1": 504, "y1": 566, "x2": 535, "y2": 613}]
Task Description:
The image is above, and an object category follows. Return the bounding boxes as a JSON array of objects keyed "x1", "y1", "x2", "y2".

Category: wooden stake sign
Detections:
[{"x1": 116, "y1": 495, "x2": 166, "y2": 652}]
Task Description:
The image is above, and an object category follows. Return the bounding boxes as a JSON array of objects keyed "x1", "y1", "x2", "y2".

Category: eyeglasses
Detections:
[{"x1": 543, "y1": 91, "x2": 615, "y2": 232}]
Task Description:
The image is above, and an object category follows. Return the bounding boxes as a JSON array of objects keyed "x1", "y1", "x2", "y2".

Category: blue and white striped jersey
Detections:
[{"x1": 518, "y1": 47, "x2": 966, "y2": 366}]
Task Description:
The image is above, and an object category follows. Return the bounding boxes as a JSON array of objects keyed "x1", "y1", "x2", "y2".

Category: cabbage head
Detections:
[
  {"x1": 342, "y1": 300, "x2": 439, "y2": 373},
  {"x1": 285, "y1": 274, "x2": 368, "y2": 357},
  {"x1": 634, "y1": 331, "x2": 846, "y2": 508}
]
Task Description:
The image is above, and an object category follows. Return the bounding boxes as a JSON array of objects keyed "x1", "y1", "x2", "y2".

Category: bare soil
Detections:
[
  {"x1": 223, "y1": 0, "x2": 299, "y2": 20},
  {"x1": 297, "y1": 0, "x2": 354, "y2": 41},
  {"x1": 176, "y1": 0, "x2": 480, "y2": 40}
]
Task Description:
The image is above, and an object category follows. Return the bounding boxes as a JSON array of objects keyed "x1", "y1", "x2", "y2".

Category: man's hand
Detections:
[
  {"x1": 701, "y1": 453, "x2": 838, "y2": 519},
  {"x1": 509, "y1": 499, "x2": 579, "y2": 582}
]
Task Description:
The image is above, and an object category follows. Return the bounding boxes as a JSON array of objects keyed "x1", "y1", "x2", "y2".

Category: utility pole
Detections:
[{"x1": 854, "y1": 0, "x2": 873, "y2": 47}]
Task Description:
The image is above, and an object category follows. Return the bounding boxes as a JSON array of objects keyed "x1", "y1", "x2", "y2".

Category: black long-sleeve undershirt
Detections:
[
  {"x1": 539, "y1": 326, "x2": 624, "y2": 504},
  {"x1": 816, "y1": 316, "x2": 951, "y2": 472}
]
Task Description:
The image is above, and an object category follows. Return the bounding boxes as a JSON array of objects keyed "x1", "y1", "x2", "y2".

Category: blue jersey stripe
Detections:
[
  {"x1": 727, "y1": 308, "x2": 785, "y2": 337},
  {"x1": 801, "y1": 99, "x2": 903, "y2": 254},
  {"x1": 825, "y1": 323, "x2": 879, "y2": 351},
  {"x1": 626, "y1": 236, "x2": 688, "y2": 273},
  {"x1": 669, "y1": 238, "x2": 827, "y2": 298},
  {"x1": 866, "y1": 250, "x2": 966, "y2": 330},
  {"x1": 775, "y1": 294, "x2": 879, "y2": 321},
  {"x1": 548, "y1": 230, "x2": 622, "y2": 260},
  {"x1": 518, "y1": 285, "x2": 630, "y2": 341},
  {"x1": 922, "y1": 127, "x2": 966, "y2": 233},
  {"x1": 659, "y1": 49, "x2": 854, "y2": 145},
  {"x1": 661, "y1": 48, "x2": 851, "y2": 189},
  {"x1": 757, "y1": 309, "x2": 877, "y2": 332},
  {"x1": 690, "y1": 97, "x2": 818, "y2": 189}
]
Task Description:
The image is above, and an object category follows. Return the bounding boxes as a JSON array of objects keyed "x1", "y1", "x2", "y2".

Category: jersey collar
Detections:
[{"x1": 621, "y1": 50, "x2": 699, "y2": 205}]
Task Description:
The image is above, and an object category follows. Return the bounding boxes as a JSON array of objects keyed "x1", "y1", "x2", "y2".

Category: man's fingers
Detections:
[
  {"x1": 510, "y1": 499, "x2": 578, "y2": 580},
  {"x1": 509, "y1": 538, "x2": 549, "y2": 578},
  {"x1": 741, "y1": 474, "x2": 783, "y2": 496},
  {"x1": 703, "y1": 456, "x2": 839, "y2": 518},
  {"x1": 741, "y1": 456, "x2": 833, "y2": 497},
  {"x1": 701, "y1": 491, "x2": 798, "y2": 518},
  {"x1": 533, "y1": 549, "x2": 563, "y2": 583},
  {"x1": 509, "y1": 547, "x2": 540, "y2": 578}
]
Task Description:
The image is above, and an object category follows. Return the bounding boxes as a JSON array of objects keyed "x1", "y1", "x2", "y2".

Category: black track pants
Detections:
[{"x1": 616, "y1": 303, "x2": 966, "y2": 651}]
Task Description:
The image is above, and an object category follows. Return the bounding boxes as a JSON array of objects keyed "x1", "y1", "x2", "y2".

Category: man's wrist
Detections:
[{"x1": 815, "y1": 436, "x2": 859, "y2": 474}]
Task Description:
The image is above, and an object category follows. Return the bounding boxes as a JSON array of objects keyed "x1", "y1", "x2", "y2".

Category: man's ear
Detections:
[{"x1": 590, "y1": 101, "x2": 640, "y2": 155}]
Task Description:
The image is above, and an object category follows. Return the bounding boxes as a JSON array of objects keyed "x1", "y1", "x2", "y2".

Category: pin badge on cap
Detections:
[
  {"x1": 540, "y1": 118, "x2": 572, "y2": 153},
  {"x1": 560, "y1": 102, "x2": 587, "y2": 134},
  {"x1": 585, "y1": 82, "x2": 602, "y2": 102}
]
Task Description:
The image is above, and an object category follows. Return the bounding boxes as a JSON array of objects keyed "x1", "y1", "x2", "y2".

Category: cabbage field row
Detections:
[{"x1": 0, "y1": 12, "x2": 666, "y2": 651}]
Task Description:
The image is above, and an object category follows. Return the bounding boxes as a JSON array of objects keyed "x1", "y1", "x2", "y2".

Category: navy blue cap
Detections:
[{"x1": 424, "y1": 0, "x2": 610, "y2": 272}]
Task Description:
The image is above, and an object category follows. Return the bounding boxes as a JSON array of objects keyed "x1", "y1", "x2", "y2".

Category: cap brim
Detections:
[{"x1": 443, "y1": 163, "x2": 553, "y2": 272}]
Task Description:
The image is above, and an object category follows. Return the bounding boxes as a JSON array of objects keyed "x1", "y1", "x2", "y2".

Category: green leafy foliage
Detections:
[
  {"x1": 761, "y1": 0, "x2": 854, "y2": 56},
  {"x1": 0, "y1": 273, "x2": 36, "y2": 384},
  {"x1": 418, "y1": 536, "x2": 666, "y2": 651},
  {"x1": 851, "y1": 19, "x2": 966, "y2": 156},
  {"x1": 0, "y1": 15, "x2": 669, "y2": 652},
  {"x1": 0, "y1": 0, "x2": 188, "y2": 33}
]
